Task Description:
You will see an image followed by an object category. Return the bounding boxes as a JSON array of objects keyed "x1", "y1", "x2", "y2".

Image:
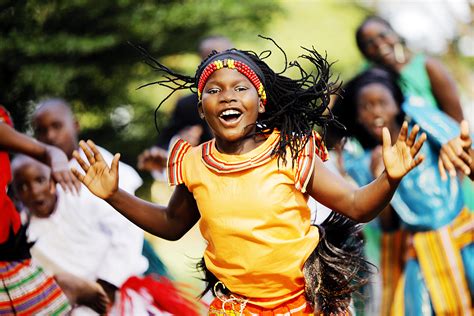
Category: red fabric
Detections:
[
  {"x1": 0, "y1": 106, "x2": 21, "y2": 244},
  {"x1": 119, "y1": 275, "x2": 202, "y2": 316}
]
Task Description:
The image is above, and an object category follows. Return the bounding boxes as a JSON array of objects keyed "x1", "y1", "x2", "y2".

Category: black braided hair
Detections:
[
  {"x1": 332, "y1": 66, "x2": 405, "y2": 150},
  {"x1": 134, "y1": 37, "x2": 341, "y2": 166},
  {"x1": 304, "y1": 212, "x2": 373, "y2": 315}
]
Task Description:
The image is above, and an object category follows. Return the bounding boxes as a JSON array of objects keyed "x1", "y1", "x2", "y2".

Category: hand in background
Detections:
[
  {"x1": 44, "y1": 144, "x2": 81, "y2": 194},
  {"x1": 382, "y1": 121, "x2": 426, "y2": 181},
  {"x1": 137, "y1": 146, "x2": 168, "y2": 172},
  {"x1": 71, "y1": 140, "x2": 119, "y2": 200},
  {"x1": 438, "y1": 120, "x2": 472, "y2": 180},
  {"x1": 54, "y1": 272, "x2": 110, "y2": 314}
]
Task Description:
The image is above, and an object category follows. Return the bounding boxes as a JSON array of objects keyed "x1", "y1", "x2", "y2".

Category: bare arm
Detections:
[
  {"x1": 104, "y1": 185, "x2": 200, "y2": 240},
  {"x1": 0, "y1": 122, "x2": 51, "y2": 160},
  {"x1": 72, "y1": 140, "x2": 200, "y2": 240},
  {"x1": 308, "y1": 122, "x2": 426, "y2": 223},
  {"x1": 425, "y1": 57, "x2": 464, "y2": 122},
  {"x1": 0, "y1": 122, "x2": 80, "y2": 193},
  {"x1": 308, "y1": 158, "x2": 398, "y2": 222}
]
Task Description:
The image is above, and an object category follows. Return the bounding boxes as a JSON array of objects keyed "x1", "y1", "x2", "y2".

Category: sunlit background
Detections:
[{"x1": 2, "y1": 0, "x2": 472, "y2": 301}]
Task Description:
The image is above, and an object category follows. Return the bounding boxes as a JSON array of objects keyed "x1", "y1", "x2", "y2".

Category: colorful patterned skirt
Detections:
[
  {"x1": 380, "y1": 207, "x2": 473, "y2": 315},
  {"x1": 0, "y1": 259, "x2": 70, "y2": 315}
]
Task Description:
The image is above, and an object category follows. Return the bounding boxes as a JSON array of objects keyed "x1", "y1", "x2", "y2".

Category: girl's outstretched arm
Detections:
[
  {"x1": 71, "y1": 140, "x2": 200, "y2": 240},
  {"x1": 307, "y1": 122, "x2": 426, "y2": 222}
]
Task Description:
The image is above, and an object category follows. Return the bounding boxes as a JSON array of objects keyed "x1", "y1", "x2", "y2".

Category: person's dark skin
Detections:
[
  {"x1": 137, "y1": 36, "x2": 233, "y2": 172},
  {"x1": 10, "y1": 156, "x2": 111, "y2": 314},
  {"x1": 0, "y1": 122, "x2": 80, "y2": 193},
  {"x1": 438, "y1": 120, "x2": 473, "y2": 181},
  {"x1": 32, "y1": 100, "x2": 80, "y2": 160},
  {"x1": 351, "y1": 81, "x2": 450, "y2": 232},
  {"x1": 358, "y1": 18, "x2": 464, "y2": 123},
  {"x1": 96, "y1": 279, "x2": 117, "y2": 306},
  {"x1": 54, "y1": 272, "x2": 110, "y2": 315},
  {"x1": 71, "y1": 67, "x2": 426, "y2": 242}
]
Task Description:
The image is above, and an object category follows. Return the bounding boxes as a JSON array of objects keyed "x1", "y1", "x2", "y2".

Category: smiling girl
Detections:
[{"x1": 71, "y1": 45, "x2": 426, "y2": 315}]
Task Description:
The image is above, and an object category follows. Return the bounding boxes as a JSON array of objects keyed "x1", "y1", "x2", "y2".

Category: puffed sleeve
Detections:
[
  {"x1": 294, "y1": 130, "x2": 328, "y2": 193},
  {"x1": 167, "y1": 138, "x2": 192, "y2": 186}
]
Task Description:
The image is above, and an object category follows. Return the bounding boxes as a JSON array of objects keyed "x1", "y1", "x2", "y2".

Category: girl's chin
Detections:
[{"x1": 369, "y1": 130, "x2": 383, "y2": 142}]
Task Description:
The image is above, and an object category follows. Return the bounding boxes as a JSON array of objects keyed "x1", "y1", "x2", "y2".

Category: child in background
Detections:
[
  {"x1": 31, "y1": 98, "x2": 148, "y2": 307},
  {"x1": 72, "y1": 44, "x2": 425, "y2": 315},
  {"x1": 332, "y1": 67, "x2": 473, "y2": 315},
  {"x1": 11, "y1": 154, "x2": 200, "y2": 316},
  {"x1": 0, "y1": 105, "x2": 77, "y2": 315}
]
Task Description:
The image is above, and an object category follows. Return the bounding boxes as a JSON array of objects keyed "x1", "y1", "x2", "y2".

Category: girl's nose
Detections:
[
  {"x1": 220, "y1": 89, "x2": 236, "y2": 103},
  {"x1": 370, "y1": 103, "x2": 384, "y2": 116},
  {"x1": 30, "y1": 183, "x2": 43, "y2": 196}
]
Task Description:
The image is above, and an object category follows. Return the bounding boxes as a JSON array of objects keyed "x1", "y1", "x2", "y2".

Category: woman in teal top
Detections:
[
  {"x1": 355, "y1": 15, "x2": 473, "y2": 211},
  {"x1": 332, "y1": 68, "x2": 473, "y2": 315},
  {"x1": 355, "y1": 15, "x2": 464, "y2": 123}
]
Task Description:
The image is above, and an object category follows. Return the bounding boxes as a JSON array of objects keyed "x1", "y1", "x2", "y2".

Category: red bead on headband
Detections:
[{"x1": 197, "y1": 58, "x2": 267, "y2": 106}]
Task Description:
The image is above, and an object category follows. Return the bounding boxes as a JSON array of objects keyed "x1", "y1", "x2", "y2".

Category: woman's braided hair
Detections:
[{"x1": 135, "y1": 36, "x2": 341, "y2": 166}]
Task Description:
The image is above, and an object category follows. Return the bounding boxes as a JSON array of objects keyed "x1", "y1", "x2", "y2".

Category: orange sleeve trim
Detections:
[
  {"x1": 167, "y1": 139, "x2": 192, "y2": 186},
  {"x1": 295, "y1": 131, "x2": 328, "y2": 193}
]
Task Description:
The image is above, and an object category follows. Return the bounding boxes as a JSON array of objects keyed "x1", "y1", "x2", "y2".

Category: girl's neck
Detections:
[
  {"x1": 214, "y1": 132, "x2": 267, "y2": 155},
  {"x1": 387, "y1": 122, "x2": 401, "y2": 145}
]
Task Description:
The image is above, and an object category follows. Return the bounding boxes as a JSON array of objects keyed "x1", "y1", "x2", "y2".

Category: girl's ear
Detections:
[
  {"x1": 258, "y1": 100, "x2": 265, "y2": 114},
  {"x1": 197, "y1": 101, "x2": 205, "y2": 120}
]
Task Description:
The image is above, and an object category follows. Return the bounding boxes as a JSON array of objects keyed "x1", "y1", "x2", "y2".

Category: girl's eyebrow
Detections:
[{"x1": 205, "y1": 78, "x2": 250, "y2": 86}]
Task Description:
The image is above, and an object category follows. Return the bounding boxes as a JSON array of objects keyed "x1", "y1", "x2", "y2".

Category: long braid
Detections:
[
  {"x1": 304, "y1": 213, "x2": 373, "y2": 314},
  {"x1": 236, "y1": 46, "x2": 340, "y2": 166}
]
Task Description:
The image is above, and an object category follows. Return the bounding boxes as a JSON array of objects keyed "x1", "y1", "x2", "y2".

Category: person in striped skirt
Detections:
[{"x1": 0, "y1": 105, "x2": 77, "y2": 315}]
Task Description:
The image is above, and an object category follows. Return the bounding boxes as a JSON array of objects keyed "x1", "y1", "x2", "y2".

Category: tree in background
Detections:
[{"x1": 0, "y1": 0, "x2": 281, "y2": 168}]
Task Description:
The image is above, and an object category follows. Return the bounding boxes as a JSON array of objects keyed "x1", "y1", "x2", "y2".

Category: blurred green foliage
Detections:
[{"x1": 0, "y1": 0, "x2": 281, "y2": 167}]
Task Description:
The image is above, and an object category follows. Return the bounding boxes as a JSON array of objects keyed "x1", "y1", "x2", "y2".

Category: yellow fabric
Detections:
[
  {"x1": 390, "y1": 273, "x2": 405, "y2": 316},
  {"x1": 381, "y1": 208, "x2": 473, "y2": 316},
  {"x1": 380, "y1": 230, "x2": 406, "y2": 316},
  {"x1": 172, "y1": 131, "x2": 320, "y2": 308},
  {"x1": 413, "y1": 210, "x2": 472, "y2": 315}
]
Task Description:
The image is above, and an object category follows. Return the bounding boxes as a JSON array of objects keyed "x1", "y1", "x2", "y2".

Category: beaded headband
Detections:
[{"x1": 196, "y1": 50, "x2": 267, "y2": 106}]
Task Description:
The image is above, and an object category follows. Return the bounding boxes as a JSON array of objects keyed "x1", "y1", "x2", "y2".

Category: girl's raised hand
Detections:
[
  {"x1": 71, "y1": 140, "x2": 120, "y2": 199},
  {"x1": 382, "y1": 121, "x2": 426, "y2": 181}
]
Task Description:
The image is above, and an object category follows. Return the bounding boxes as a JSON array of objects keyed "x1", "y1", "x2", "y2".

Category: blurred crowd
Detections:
[{"x1": 1, "y1": 15, "x2": 473, "y2": 316}]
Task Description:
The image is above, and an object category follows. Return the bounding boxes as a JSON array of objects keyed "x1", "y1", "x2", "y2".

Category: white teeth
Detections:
[
  {"x1": 374, "y1": 117, "x2": 385, "y2": 127},
  {"x1": 220, "y1": 109, "x2": 241, "y2": 117}
]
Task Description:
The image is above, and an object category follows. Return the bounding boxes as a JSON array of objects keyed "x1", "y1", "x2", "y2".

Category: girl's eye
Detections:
[
  {"x1": 235, "y1": 86, "x2": 248, "y2": 92},
  {"x1": 379, "y1": 30, "x2": 389, "y2": 39},
  {"x1": 207, "y1": 88, "x2": 220, "y2": 94}
]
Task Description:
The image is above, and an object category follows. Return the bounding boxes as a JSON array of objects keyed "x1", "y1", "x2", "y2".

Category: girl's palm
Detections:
[
  {"x1": 382, "y1": 122, "x2": 426, "y2": 181},
  {"x1": 71, "y1": 140, "x2": 120, "y2": 199}
]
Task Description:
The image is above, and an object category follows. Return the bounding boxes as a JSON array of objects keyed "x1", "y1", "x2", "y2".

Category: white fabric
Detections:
[{"x1": 28, "y1": 146, "x2": 148, "y2": 288}]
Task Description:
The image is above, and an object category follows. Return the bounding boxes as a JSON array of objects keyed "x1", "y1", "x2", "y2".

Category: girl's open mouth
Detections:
[{"x1": 219, "y1": 109, "x2": 242, "y2": 123}]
